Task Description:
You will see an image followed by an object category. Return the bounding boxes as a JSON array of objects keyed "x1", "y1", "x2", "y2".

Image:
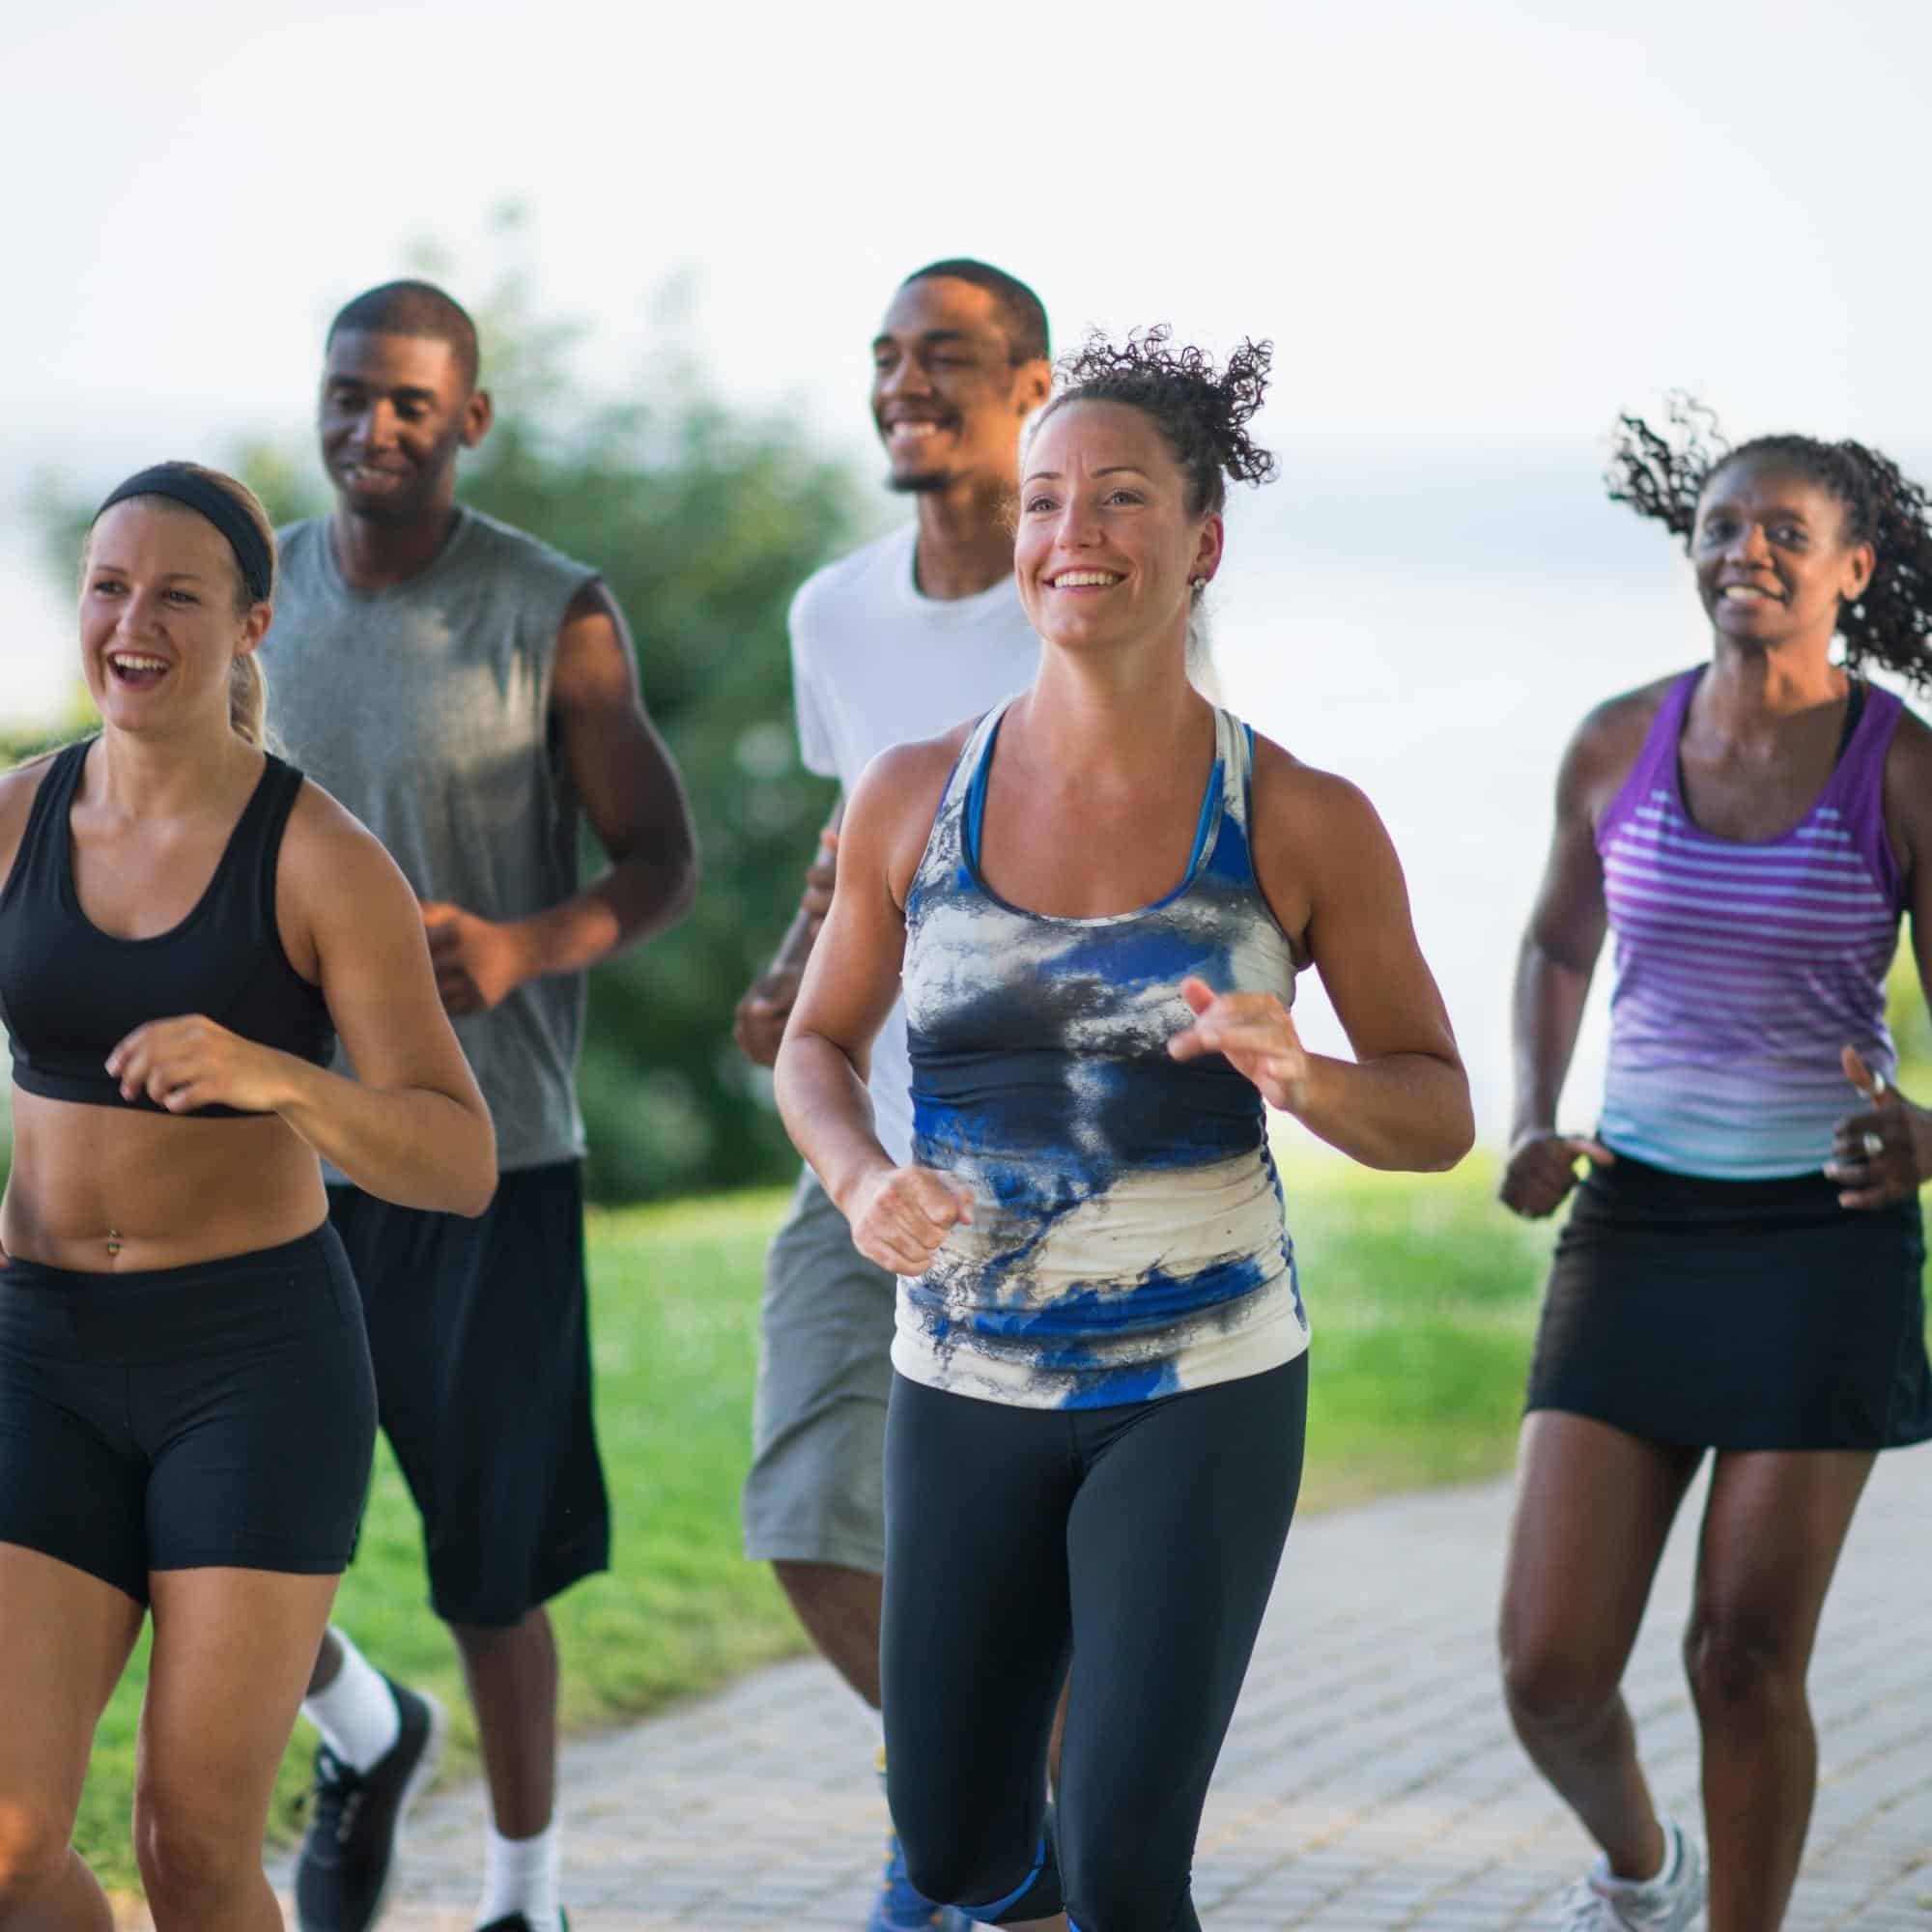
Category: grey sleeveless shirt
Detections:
[{"x1": 260, "y1": 508, "x2": 598, "y2": 1171}]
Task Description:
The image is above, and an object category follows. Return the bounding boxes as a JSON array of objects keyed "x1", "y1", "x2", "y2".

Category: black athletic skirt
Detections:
[{"x1": 1525, "y1": 1153, "x2": 1932, "y2": 1452}]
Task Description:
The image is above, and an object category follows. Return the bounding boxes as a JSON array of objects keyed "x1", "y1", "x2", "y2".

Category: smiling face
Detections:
[
  {"x1": 870, "y1": 276, "x2": 1047, "y2": 495},
  {"x1": 319, "y1": 328, "x2": 491, "y2": 528},
  {"x1": 80, "y1": 500, "x2": 268, "y2": 735},
  {"x1": 1692, "y1": 452, "x2": 1875, "y2": 649},
  {"x1": 1015, "y1": 399, "x2": 1222, "y2": 657}
]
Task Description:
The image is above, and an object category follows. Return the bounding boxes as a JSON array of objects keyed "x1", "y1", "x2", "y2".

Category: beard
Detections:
[{"x1": 887, "y1": 467, "x2": 953, "y2": 494}]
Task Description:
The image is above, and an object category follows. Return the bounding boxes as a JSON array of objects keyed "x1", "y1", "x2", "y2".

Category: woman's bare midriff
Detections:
[{"x1": 1, "y1": 1089, "x2": 329, "y2": 1272}]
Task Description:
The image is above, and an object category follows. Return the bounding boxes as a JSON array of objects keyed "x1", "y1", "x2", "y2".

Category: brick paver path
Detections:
[{"x1": 282, "y1": 1452, "x2": 1932, "y2": 1929}]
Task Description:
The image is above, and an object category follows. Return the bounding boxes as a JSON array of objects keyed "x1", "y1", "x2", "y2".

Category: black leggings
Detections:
[{"x1": 882, "y1": 1356, "x2": 1307, "y2": 1932}]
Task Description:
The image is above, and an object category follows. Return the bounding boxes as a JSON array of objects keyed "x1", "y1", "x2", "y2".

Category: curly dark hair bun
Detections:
[
  {"x1": 1045, "y1": 326, "x2": 1279, "y2": 516},
  {"x1": 1609, "y1": 394, "x2": 1932, "y2": 691}
]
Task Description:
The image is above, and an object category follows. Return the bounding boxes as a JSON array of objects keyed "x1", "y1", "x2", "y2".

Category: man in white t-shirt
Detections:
[{"x1": 735, "y1": 259, "x2": 1050, "y2": 1932}]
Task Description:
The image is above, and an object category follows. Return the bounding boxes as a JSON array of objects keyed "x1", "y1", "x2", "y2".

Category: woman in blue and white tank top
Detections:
[
  {"x1": 777, "y1": 330, "x2": 1472, "y2": 1932},
  {"x1": 1496, "y1": 408, "x2": 1932, "y2": 1932}
]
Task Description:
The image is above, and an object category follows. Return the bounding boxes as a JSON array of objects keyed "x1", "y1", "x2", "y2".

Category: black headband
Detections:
[{"x1": 93, "y1": 464, "x2": 273, "y2": 605}]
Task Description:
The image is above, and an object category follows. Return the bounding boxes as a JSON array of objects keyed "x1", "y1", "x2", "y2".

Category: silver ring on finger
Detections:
[{"x1": 1861, "y1": 1130, "x2": 1885, "y2": 1158}]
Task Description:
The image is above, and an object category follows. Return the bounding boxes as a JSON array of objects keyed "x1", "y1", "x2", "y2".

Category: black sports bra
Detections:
[{"x1": 0, "y1": 740, "x2": 335, "y2": 1117}]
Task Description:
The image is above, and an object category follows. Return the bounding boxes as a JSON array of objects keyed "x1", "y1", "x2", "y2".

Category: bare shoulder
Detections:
[
  {"x1": 1882, "y1": 696, "x2": 1932, "y2": 866},
  {"x1": 277, "y1": 775, "x2": 414, "y2": 909},
  {"x1": 1248, "y1": 732, "x2": 1384, "y2": 853},
  {"x1": 1885, "y1": 696, "x2": 1932, "y2": 781},
  {"x1": 1564, "y1": 672, "x2": 1679, "y2": 787},
  {"x1": 0, "y1": 749, "x2": 59, "y2": 820},
  {"x1": 0, "y1": 750, "x2": 64, "y2": 885},
  {"x1": 846, "y1": 720, "x2": 980, "y2": 905},
  {"x1": 850, "y1": 722, "x2": 975, "y2": 816}
]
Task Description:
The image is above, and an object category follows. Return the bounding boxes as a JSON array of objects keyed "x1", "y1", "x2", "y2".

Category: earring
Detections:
[{"x1": 1189, "y1": 577, "x2": 1207, "y2": 591}]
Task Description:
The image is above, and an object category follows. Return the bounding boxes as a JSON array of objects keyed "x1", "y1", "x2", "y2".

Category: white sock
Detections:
[
  {"x1": 301, "y1": 1628, "x2": 400, "y2": 1773},
  {"x1": 476, "y1": 1820, "x2": 560, "y2": 1931}
]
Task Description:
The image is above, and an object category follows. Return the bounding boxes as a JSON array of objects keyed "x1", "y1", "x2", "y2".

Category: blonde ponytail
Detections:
[{"x1": 230, "y1": 652, "x2": 269, "y2": 750}]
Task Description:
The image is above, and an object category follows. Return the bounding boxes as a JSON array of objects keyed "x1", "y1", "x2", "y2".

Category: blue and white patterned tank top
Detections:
[{"x1": 895, "y1": 700, "x2": 1308, "y2": 1409}]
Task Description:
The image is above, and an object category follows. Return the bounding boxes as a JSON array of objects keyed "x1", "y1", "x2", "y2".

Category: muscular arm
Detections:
[
  {"x1": 774, "y1": 737, "x2": 976, "y2": 1271},
  {"x1": 1498, "y1": 689, "x2": 1658, "y2": 1215},
  {"x1": 280, "y1": 792, "x2": 497, "y2": 1211},
  {"x1": 1510, "y1": 732, "x2": 1613, "y2": 1144},
  {"x1": 1248, "y1": 748, "x2": 1472, "y2": 1171},
  {"x1": 425, "y1": 582, "x2": 699, "y2": 1011}
]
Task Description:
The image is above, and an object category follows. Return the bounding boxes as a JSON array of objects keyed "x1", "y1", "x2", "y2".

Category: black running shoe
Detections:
[
  {"x1": 476, "y1": 1918, "x2": 569, "y2": 1932},
  {"x1": 294, "y1": 1675, "x2": 445, "y2": 1932}
]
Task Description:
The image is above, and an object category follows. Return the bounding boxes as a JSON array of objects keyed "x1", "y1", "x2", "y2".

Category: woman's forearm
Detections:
[
  {"x1": 1510, "y1": 934, "x2": 1595, "y2": 1141},
  {"x1": 775, "y1": 1030, "x2": 895, "y2": 1213},
  {"x1": 273, "y1": 1060, "x2": 497, "y2": 1216},
  {"x1": 1291, "y1": 1050, "x2": 1474, "y2": 1172}
]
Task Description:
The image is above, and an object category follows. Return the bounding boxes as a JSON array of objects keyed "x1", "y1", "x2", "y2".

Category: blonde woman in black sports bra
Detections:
[{"x1": 0, "y1": 462, "x2": 494, "y2": 1931}]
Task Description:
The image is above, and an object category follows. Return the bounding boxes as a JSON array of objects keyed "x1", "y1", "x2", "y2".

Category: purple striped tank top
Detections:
[{"x1": 1596, "y1": 667, "x2": 1907, "y2": 1180}]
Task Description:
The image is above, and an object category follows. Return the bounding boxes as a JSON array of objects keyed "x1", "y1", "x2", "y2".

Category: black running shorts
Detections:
[
  {"x1": 0, "y1": 1226, "x2": 376, "y2": 1604},
  {"x1": 328, "y1": 1160, "x2": 610, "y2": 1627}
]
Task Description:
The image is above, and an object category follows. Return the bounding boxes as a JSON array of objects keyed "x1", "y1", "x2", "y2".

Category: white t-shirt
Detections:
[{"x1": 790, "y1": 523, "x2": 1041, "y2": 1165}]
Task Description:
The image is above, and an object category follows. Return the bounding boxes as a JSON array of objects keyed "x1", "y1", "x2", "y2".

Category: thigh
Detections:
[
  {"x1": 139, "y1": 1566, "x2": 341, "y2": 1837},
  {"x1": 1057, "y1": 1361, "x2": 1306, "y2": 1895},
  {"x1": 744, "y1": 1170, "x2": 895, "y2": 1570},
  {"x1": 1690, "y1": 1450, "x2": 1875, "y2": 1663},
  {"x1": 881, "y1": 1376, "x2": 1071, "y2": 1861},
  {"x1": 0, "y1": 1543, "x2": 145, "y2": 1847},
  {"x1": 1500, "y1": 1410, "x2": 1701, "y2": 1689},
  {"x1": 0, "y1": 1331, "x2": 149, "y2": 1603}
]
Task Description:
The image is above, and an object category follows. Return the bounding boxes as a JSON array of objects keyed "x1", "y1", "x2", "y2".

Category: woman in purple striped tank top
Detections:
[{"x1": 1494, "y1": 407, "x2": 1932, "y2": 1932}]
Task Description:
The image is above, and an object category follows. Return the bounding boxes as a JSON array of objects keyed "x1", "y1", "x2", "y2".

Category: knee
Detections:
[
  {"x1": 1499, "y1": 1629, "x2": 1623, "y2": 1736},
  {"x1": 900, "y1": 1833, "x2": 1038, "y2": 1919},
  {"x1": 0, "y1": 1800, "x2": 73, "y2": 1909},
  {"x1": 1683, "y1": 1605, "x2": 1804, "y2": 1720},
  {"x1": 133, "y1": 1796, "x2": 257, "y2": 1918}
]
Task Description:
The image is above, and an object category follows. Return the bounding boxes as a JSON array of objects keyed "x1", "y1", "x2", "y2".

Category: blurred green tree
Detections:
[{"x1": 26, "y1": 236, "x2": 869, "y2": 1200}]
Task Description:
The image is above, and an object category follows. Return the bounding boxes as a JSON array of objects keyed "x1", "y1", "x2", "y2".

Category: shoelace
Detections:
[
  {"x1": 310, "y1": 1747, "x2": 369, "y2": 1848},
  {"x1": 1557, "y1": 1869, "x2": 1682, "y2": 1932}
]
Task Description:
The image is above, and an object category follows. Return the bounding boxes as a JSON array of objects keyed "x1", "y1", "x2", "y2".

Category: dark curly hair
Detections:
[
  {"x1": 1608, "y1": 395, "x2": 1932, "y2": 689},
  {"x1": 1037, "y1": 326, "x2": 1278, "y2": 519}
]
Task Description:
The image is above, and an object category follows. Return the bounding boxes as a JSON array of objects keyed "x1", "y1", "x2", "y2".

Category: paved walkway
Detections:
[{"x1": 289, "y1": 1453, "x2": 1931, "y2": 1930}]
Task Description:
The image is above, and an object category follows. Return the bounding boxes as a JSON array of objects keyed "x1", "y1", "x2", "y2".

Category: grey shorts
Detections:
[{"x1": 742, "y1": 1167, "x2": 895, "y2": 1574}]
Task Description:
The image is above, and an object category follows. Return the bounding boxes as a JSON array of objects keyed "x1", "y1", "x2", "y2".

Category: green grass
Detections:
[{"x1": 1284, "y1": 1152, "x2": 1552, "y2": 1508}]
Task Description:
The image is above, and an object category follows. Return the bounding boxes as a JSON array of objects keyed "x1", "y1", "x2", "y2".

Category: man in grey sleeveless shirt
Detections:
[
  {"x1": 733, "y1": 261, "x2": 1051, "y2": 1932},
  {"x1": 259, "y1": 281, "x2": 696, "y2": 1932}
]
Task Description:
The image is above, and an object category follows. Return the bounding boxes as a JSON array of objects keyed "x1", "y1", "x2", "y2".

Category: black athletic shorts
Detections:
[
  {"x1": 329, "y1": 1160, "x2": 609, "y2": 1627},
  {"x1": 1527, "y1": 1153, "x2": 1932, "y2": 1452},
  {"x1": 0, "y1": 1226, "x2": 376, "y2": 1605}
]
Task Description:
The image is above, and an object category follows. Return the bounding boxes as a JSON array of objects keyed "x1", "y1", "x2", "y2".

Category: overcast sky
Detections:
[
  {"x1": 6, "y1": 0, "x2": 1925, "y2": 684},
  {"x1": 8, "y1": 0, "x2": 1925, "y2": 462}
]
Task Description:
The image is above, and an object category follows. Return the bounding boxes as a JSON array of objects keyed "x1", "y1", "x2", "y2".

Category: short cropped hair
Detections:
[
  {"x1": 326, "y1": 279, "x2": 481, "y2": 390},
  {"x1": 899, "y1": 259, "x2": 1049, "y2": 365}
]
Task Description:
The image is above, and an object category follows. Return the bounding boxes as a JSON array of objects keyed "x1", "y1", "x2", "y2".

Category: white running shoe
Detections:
[{"x1": 1556, "y1": 1820, "x2": 1705, "y2": 1930}]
